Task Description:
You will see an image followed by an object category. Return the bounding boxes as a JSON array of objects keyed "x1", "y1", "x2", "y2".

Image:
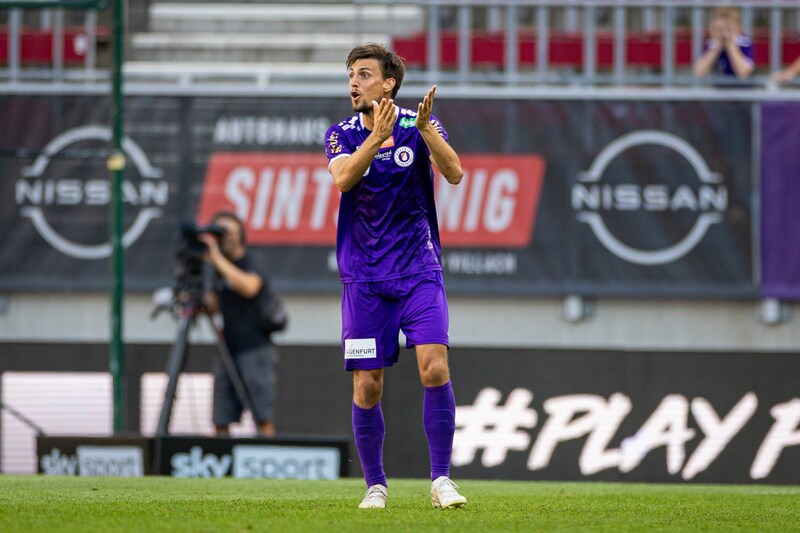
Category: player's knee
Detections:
[
  {"x1": 420, "y1": 361, "x2": 449, "y2": 387},
  {"x1": 354, "y1": 371, "x2": 384, "y2": 406}
]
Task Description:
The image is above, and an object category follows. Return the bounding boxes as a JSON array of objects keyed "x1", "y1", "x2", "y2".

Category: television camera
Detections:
[{"x1": 173, "y1": 221, "x2": 227, "y2": 307}]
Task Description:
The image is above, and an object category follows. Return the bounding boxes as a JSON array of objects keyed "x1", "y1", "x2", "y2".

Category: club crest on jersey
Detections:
[{"x1": 394, "y1": 146, "x2": 414, "y2": 167}]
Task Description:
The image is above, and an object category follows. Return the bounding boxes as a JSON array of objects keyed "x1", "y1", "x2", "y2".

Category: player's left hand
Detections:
[{"x1": 416, "y1": 85, "x2": 437, "y2": 132}]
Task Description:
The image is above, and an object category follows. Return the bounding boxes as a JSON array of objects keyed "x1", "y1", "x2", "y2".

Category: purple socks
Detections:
[
  {"x1": 352, "y1": 381, "x2": 456, "y2": 486},
  {"x1": 352, "y1": 401, "x2": 387, "y2": 487},
  {"x1": 423, "y1": 381, "x2": 456, "y2": 481}
]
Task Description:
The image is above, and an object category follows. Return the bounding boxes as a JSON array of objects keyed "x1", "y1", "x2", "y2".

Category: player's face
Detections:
[{"x1": 349, "y1": 59, "x2": 388, "y2": 114}]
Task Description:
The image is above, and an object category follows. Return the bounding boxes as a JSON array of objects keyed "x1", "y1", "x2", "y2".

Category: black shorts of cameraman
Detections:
[{"x1": 213, "y1": 343, "x2": 278, "y2": 428}]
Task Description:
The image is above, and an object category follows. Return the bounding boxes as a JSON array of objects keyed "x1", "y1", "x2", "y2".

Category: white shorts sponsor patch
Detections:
[{"x1": 344, "y1": 338, "x2": 377, "y2": 359}]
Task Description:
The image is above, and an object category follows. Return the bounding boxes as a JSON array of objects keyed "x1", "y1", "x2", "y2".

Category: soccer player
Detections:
[{"x1": 324, "y1": 43, "x2": 466, "y2": 510}]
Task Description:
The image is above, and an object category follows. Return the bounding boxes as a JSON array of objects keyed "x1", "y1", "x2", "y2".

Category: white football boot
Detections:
[
  {"x1": 431, "y1": 476, "x2": 467, "y2": 509},
  {"x1": 358, "y1": 484, "x2": 388, "y2": 509}
]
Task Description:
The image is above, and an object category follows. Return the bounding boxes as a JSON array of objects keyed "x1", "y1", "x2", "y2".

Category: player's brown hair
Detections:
[{"x1": 346, "y1": 43, "x2": 405, "y2": 99}]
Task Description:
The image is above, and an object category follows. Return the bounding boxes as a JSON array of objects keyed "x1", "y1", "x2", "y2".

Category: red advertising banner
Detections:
[
  {"x1": 197, "y1": 153, "x2": 337, "y2": 245},
  {"x1": 435, "y1": 155, "x2": 545, "y2": 248},
  {"x1": 197, "y1": 153, "x2": 545, "y2": 248}
]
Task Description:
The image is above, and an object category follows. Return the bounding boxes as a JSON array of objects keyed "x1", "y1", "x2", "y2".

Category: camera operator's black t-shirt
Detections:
[{"x1": 216, "y1": 254, "x2": 270, "y2": 355}]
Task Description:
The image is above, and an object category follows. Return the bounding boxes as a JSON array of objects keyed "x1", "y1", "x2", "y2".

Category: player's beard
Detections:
[{"x1": 352, "y1": 99, "x2": 372, "y2": 114}]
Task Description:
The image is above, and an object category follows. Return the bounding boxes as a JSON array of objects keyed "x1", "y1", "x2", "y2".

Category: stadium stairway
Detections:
[{"x1": 125, "y1": 1, "x2": 424, "y2": 84}]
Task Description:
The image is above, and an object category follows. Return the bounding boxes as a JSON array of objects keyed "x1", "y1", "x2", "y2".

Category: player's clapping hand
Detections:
[
  {"x1": 371, "y1": 97, "x2": 396, "y2": 142},
  {"x1": 416, "y1": 85, "x2": 437, "y2": 131}
]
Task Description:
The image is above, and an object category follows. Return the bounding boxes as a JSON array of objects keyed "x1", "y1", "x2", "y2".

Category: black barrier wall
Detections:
[
  {"x1": 37, "y1": 435, "x2": 348, "y2": 479},
  {"x1": 0, "y1": 95, "x2": 756, "y2": 297},
  {"x1": 3, "y1": 343, "x2": 799, "y2": 484}
]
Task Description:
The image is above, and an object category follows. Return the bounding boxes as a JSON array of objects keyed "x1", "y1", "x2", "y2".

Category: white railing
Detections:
[
  {"x1": 1, "y1": 1, "x2": 800, "y2": 92},
  {"x1": 355, "y1": 0, "x2": 800, "y2": 88}
]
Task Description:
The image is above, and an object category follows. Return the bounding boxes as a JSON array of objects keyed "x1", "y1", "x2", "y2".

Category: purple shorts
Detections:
[{"x1": 341, "y1": 270, "x2": 449, "y2": 371}]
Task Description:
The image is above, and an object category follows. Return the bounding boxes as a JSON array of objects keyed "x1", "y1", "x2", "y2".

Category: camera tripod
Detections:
[
  {"x1": 156, "y1": 298, "x2": 255, "y2": 436},
  {"x1": 0, "y1": 399, "x2": 46, "y2": 436}
]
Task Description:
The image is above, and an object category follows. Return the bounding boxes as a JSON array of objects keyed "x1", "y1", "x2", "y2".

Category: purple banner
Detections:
[{"x1": 760, "y1": 103, "x2": 800, "y2": 300}]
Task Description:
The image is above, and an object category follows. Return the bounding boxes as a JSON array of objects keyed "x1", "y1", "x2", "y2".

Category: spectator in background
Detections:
[
  {"x1": 771, "y1": 55, "x2": 800, "y2": 85},
  {"x1": 693, "y1": 7, "x2": 754, "y2": 82}
]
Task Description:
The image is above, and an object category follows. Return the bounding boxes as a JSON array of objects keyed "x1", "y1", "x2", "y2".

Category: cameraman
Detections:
[{"x1": 200, "y1": 210, "x2": 277, "y2": 437}]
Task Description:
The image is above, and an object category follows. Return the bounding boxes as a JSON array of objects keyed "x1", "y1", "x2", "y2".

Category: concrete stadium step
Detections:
[
  {"x1": 148, "y1": 3, "x2": 424, "y2": 35},
  {"x1": 130, "y1": 32, "x2": 390, "y2": 63},
  {"x1": 124, "y1": 61, "x2": 346, "y2": 87}
]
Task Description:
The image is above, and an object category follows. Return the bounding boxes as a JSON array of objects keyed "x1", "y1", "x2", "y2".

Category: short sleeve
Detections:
[
  {"x1": 740, "y1": 40, "x2": 754, "y2": 64},
  {"x1": 324, "y1": 124, "x2": 352, "y2": 164}
]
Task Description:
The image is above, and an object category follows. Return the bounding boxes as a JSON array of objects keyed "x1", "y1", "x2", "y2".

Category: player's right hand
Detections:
[{"x1": 371, "y1": 97, "x2": 396, "y2": 142}]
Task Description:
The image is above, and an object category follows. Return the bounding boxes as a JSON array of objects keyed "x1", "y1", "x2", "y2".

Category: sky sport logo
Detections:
[
  {"x1": 572, "y1": 130, "x2": 726, "y2": 266},
  {"x1": 40, "y1": 446, "x2": 144, "y2": 477},
  {"x1": 168, "y1": 445, "x2": 340, "y2": 479},
  {"x1": 14, "y1": 125, "x2": 166, "y2": 260}
]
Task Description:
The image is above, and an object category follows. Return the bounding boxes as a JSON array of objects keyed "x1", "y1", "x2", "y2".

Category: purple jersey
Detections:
[
  {"x1": 324, "y1": 107, "x2": 447, "y2": 282},
  {"x1": 703, "y1": 35, "x2": 754, "y2": 77}
]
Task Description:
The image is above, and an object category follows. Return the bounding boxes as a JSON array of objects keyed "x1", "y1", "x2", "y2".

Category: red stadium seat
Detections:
[
  {"x1": 393, "y1": 29, "x2": 800, "y2": 71},
  {"x1": 0, "y1": 26, "x2": 109, "y2": 65}
]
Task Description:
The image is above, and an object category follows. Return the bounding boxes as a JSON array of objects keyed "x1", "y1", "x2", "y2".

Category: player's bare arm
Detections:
[
  {"x1": 416, "y1": 85, "x2": 463, "y2": 185},
  {"x1": 330, "y1": 97, "x2": 397, "y2": 192}
]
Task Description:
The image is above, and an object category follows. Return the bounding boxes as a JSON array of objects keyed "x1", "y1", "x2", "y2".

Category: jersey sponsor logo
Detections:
[
  {"x1": 380, "y1": 136, "x2": 395, "y2": 149},
  {"x1": 198, "y1": 153, "x2": 544, "y2": 247},
  {"x1": 394, "y1": 146, "x2": 414, "y2": 167},
  {"x1": 399, "y1": 117, "x2": 416, "y2": 129},
  {"x1": 344, "y1": 338, "x2": 377, "y2": 359}
]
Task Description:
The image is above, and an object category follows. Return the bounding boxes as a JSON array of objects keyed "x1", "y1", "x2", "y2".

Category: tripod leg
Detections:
[
  {"x1": 205, "y1": 315, "x2": 258, "y2": 424},
  {"x1": 156, "y1": 314, "x2": 193, "y2": 436}
]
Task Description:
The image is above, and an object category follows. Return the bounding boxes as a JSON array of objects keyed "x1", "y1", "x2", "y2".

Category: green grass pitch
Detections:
[{"x1": 1, "y1": 476, "x2": 799, "y2": 532}]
